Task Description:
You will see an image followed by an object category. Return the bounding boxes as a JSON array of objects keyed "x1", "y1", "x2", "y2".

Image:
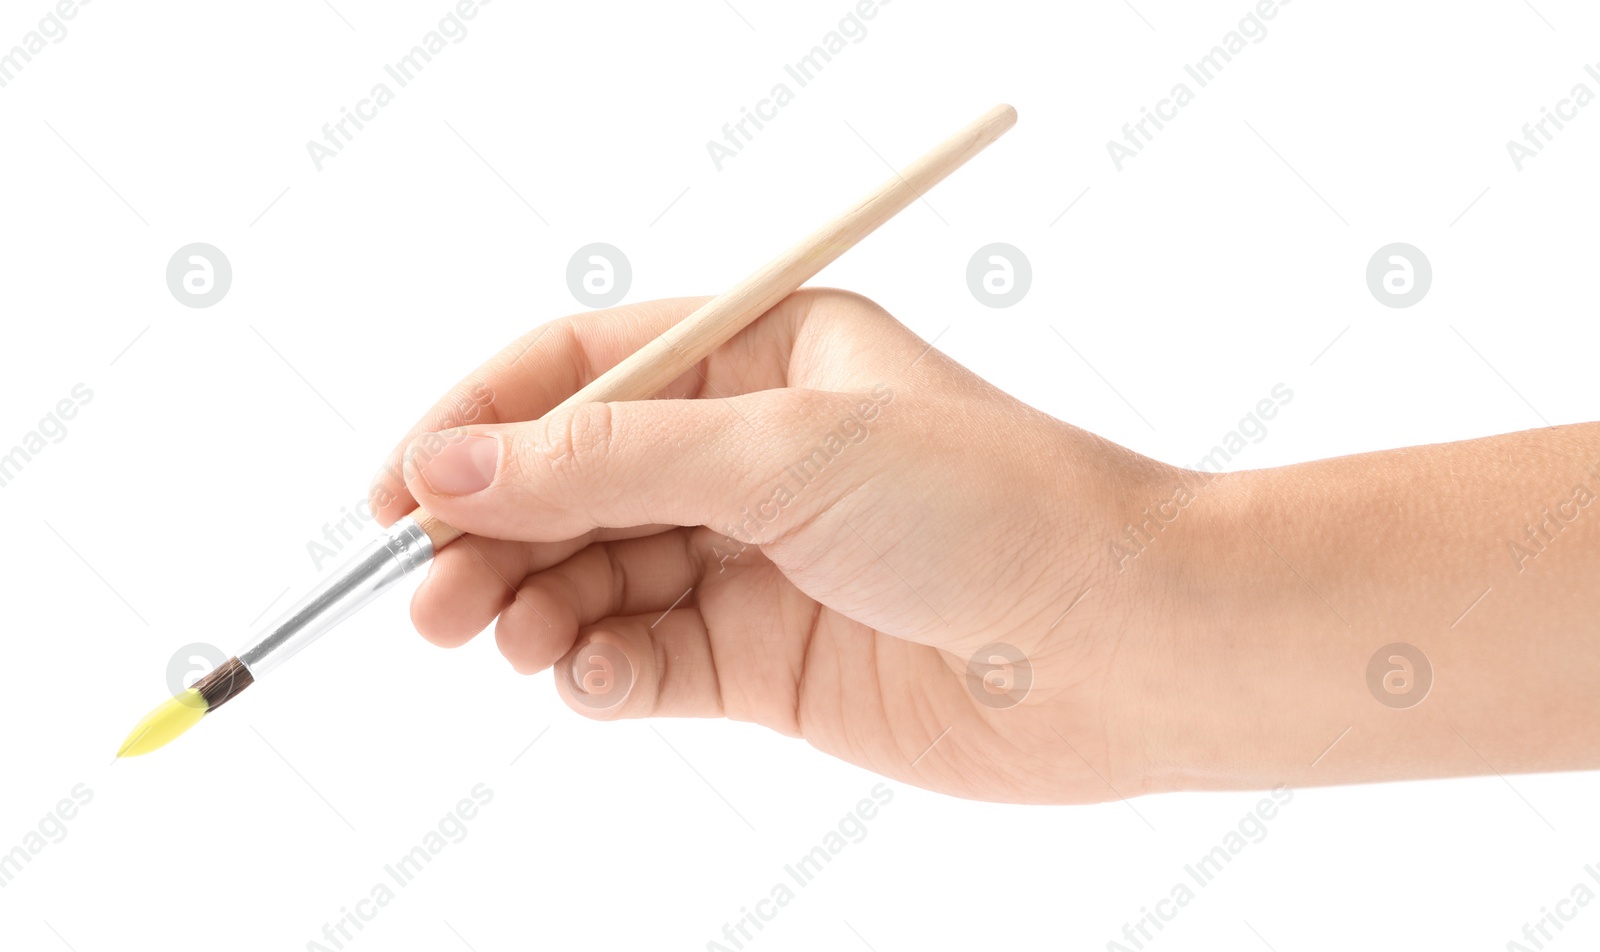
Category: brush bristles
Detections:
[{"x1": 194, "y1": 657, "x2": 253, "y2": 712}]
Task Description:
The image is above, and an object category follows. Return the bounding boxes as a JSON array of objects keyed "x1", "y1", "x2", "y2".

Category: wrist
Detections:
[{"x1": 1099, "y1": 463, "x2": 1348, "y2": 795}]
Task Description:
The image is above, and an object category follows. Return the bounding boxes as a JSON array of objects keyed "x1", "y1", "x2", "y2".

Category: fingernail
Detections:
[
  {"x1": 414, "y1": 435, "x2": 499, "y2": 496},
  {"x1": 568, "y1": 639, "x2": 633, "y2": 710}
]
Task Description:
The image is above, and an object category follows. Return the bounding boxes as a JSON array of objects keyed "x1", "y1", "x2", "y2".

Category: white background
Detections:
[{"x1": 3, "y1": 0, "x2": 1599, "y2": 949}]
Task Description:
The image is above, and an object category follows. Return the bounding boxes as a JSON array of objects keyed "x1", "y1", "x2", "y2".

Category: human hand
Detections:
[{"x1": 369, "y1": 289, "x2": 1174, "y2": 804}]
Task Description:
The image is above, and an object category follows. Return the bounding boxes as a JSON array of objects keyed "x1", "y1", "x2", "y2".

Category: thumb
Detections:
[{"x1": 402, "y1": 387, "x2": 894, "y2": 543}]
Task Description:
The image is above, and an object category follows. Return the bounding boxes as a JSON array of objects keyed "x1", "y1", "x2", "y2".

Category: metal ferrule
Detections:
[{"x1": 237, "y1": 516, "x2": 434, "y2": 677}]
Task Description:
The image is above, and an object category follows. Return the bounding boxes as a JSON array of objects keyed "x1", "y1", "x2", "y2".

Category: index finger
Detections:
[{"x1": 370, "y1": 297, "x2": 721, "y2": 524}]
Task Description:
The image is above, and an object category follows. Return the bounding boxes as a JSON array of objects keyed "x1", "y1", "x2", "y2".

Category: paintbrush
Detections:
[{"x1": 116, "y1": 103, "x2": 1018, "y2": 757}]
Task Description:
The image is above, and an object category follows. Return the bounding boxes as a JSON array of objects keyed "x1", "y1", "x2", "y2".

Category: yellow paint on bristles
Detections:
[{"x1": 116, "y1": 688, "x2": 208, "y2": 758}]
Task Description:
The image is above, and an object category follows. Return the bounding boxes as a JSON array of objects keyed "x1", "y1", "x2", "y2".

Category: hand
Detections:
[{"x1": 369, "y1": 290, "x2": 1171, "y2": 804}]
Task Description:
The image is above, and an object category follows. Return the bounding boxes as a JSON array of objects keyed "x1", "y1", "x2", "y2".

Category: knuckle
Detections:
[
  {"x1": 810, "y1": 286, "x2": 886, "y2": 314},
  {"x1": 420, "y1": 381, "x2": 500, "y2": 436},
  {"x1": 502, "y1": 317, "x2": 571, "y2": 367},
  {"x1": 538, "y1": 402, "x2": 616, "y2": 489},
  {"x1": 446, "y1": 379, "x2": 498, "y2": 427},
  {"x1": 791, "y1": 287, "x2": 893, "y2": 330}
]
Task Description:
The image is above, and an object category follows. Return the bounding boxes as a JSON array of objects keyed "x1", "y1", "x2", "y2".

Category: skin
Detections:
[{"x1": 369, "y1": 289, "x2": 1600, "y2": 804}]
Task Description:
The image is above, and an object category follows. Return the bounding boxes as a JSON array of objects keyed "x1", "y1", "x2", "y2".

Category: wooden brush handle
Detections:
[{"x1": 410, "y1": 103, "x2": 1018, "y2": 549}]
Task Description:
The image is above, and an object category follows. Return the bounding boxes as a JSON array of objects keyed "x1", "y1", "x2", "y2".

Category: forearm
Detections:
[{"x1": 1126, "y1": 423, "x2": 1600, "y2": 792}]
